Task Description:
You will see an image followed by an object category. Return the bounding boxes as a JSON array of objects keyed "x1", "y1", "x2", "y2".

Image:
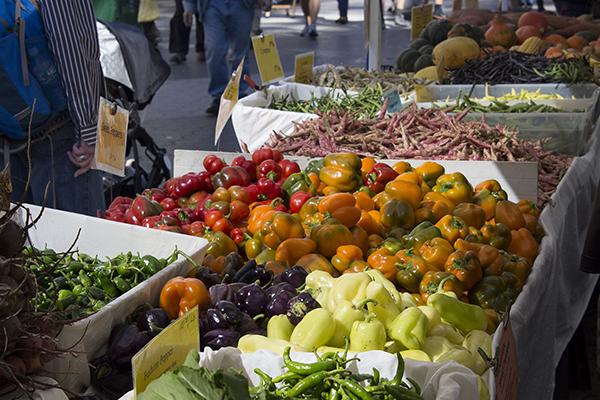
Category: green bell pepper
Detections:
[
  {"x1": 402, "y1": 221, "x2": 442, "y2": 251},
  {"x1": 468, "y1": 273, "x2": 519, "y2": 313},
  {"x1": 281, "y1": 173, "x2": 315, "y2": 198},
  {"x1": 305, "y1": 158, "x2": 324, "y2": 175}
]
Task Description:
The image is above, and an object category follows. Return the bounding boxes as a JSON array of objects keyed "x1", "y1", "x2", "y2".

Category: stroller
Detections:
[{"x1": 97, "y1": 20, "x2": 172, "y2": 204}]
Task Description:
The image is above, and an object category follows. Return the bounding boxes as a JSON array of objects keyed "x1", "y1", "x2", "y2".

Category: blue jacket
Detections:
[{"x1": 183, "y1": 0, "x2": 257, "y2": 15}]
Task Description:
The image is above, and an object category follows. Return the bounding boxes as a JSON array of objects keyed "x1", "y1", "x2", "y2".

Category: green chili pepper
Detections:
[
  {"x1": 329, "y1": 378, "x2": 373, "y2": 400},
  {"x1": 283, "y1": 347, "x2": 337, "y2": 376},
  {"x1": 279, "y1": 370, "x2": 332, "y2": 397},
  {"x1": 384, "y1": 384, "x2": 422, "y2": 400},
  {"x1": 78, "y1": 271, "x2": 92, "y2": 287},
  {"x1": 72, "y1": 285, "x2": 86, "y2": 296},
  {"x1": 88, "y1": 286, "x2": 106, "y2": 300},
  {"x1": 56, "y1": 289, "x2": 76, "y2": 311},
  {"x1": 113, "y1": 277, "x2": 131, "y2": 293},
  {"x1": 271, "y1": 371, "x2": 303, "y2": 384}
]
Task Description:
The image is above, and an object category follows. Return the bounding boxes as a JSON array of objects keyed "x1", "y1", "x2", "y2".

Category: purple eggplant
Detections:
[
  {"x1": 109, "y1": 325, "x2": 150, "y2": 367},
  {"x1": 221, "y1": 253, "x2": 245, "y2": 282},
  {"x1": 136, "y1": 309, "x2": 170, "y2": 337},
  {"x1": 234, "y1": 283, "x2": 267, "y2": 317},
  {"x1": 215, "y1": 300, "x2": 243, "y2": 326},
  {"x1": 203, "y1": 329, "x2": 240, "y2": 350},
  {"x1": 281, "y1": 266, "x2": 308, "y2": 288},
  {"x1": 209, "y1": 283, "x2": 230, "y2": 305},
  {"x1": 206, "y1": 309, "x2": 228, "y2": 331},
  {"x1": 196, "y1": 267, "x2": 221, "y2": 288},
  {"x1": 265, "y1": 282, "x2": 296, "y2": 300},
  {"x1": 237, "y1": 312, "x2": 259, "y2": 334},
  {"x1": 286, "y1": 292, "x2": 320, "y2": 325},
  {"x1": 265, "y1": 290, "x2": 294, "y2": 318}
]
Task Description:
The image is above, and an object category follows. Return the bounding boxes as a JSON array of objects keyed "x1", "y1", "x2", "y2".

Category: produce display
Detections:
[
  {"x1": 479, "y1": 88, "x2": 571, "y2": 101},
  {"x1": 441, "y1": 94, "x2": 571, "y2": 113},
  {"x1": 268, "y1": 109, "x2": 570, "y2": 204},
  {"x1": 25, "y1": 247, "x2": 179, "y2": 319},
  {"x1": 312, "y1": 65, "x2": 418, "y2": 95}
]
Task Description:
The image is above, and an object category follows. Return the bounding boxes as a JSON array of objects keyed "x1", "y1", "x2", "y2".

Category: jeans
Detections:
[
  {"x1": 337, "y1": 0, "x2": 348, "y2": 17},
  {"x1": 203, "y1": 0, "x2": 253, "y2": 99},
  {"x1": 1, "y1": 122, "x2": 105, "y2": 216},
  {"x1": 170, "y1": 0, "x2": 205, "y2": 54}
]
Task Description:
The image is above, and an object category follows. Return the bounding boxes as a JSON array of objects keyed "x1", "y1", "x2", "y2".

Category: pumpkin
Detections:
[
  {"x1": 485, "y1": 16, "x2": 517, "y2": 48},
  {"x1": 517, "y1": 11, "x2": 547, "y2": 33},
  {"x1": 410, "y1": 38, "x2": 431, "y2": 50},
  {"x1": 396, "y1": 48, "x2": 422, "y2": 72},
  {"x1": 515, "y1": 25, "x2": 542, "y2": 44},
  {"x1": 418, "y1": 44, "x2": 434, "y2": 55},
  {"x1": 566, "y1": 35, "x2": 587, "y2": 50},
  {"x1": 574, "y1": 31, "x2": 597, "y2": 43},
  {"x1": 544, "y1": 46, "x2": 564, "y2": 59},
  {"x1": 432, "y1": 37, "x2": 480, "y2": 69},
  {"x1": 414, "y1": 54, "x2": 434, "y2": 71},
  {"x1": 544, "y1": 34, "x2": 568, "y2": 47},
  {"x1": 421, "y1": 20, "x2": 453, "y2": 45}
]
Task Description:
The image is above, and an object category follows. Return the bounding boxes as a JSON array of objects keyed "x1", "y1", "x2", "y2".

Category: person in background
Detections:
[
  {"x1": 1, "y1": 0, "x2": 104, "y2": 216},
  {"x1": 300, "y1": 0, "x2": 320, "y2": 37},
  {"x1": 554, "y1": 0, "x2": 593, "y2": 16},
  {"x1": 183, "y1": 0, "x2": 256, "y2": 116},
  {"x1": 433, "y1": 0, "x2": 443, "y2": 16},
  {"x1": 336, "y1": 0, "x2": 348, "y2": 24},
  {"x1": 252, "y1": 2, "x2": 263, "y2": 35},
  {"x1": 170, "y1": 0, "x2": 205, "y2": 64}
]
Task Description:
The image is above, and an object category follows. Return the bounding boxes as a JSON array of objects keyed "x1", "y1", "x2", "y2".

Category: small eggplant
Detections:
[
  {"x1": 136, "y1": 309, "x2": 170, "y2": 337},
  {"x1": 109, "y1": 325, "x2": 150, "y2": 367},
  {"x1": 281, "y1": 266, "x2": 308, "y2": 288},
  {"x1": 237, "y1": 312, "x2": 259, "y2": 334},
  {"x1": 234, "y1": 283, "x2": 268, "y2": 317},
  {"x1": 203, "y1": 329, "x2": 240, "y2": 350},
  {"x1": 265, "y1": 290, "x2": 294, "y2": 318},
  {"x1": 209, "y1": 283, "x2": 230, "y2": 305},
  {"x1": 196, "y1": 267, "x2": 221, "y2": 288},
  {"x1": 215, "y1": 300, "x2": 243, "y2": 326},
  {"x1": 232, "y1": 259, "x2": 257, "y2": 282},
  {"x1": 286, "y1": 292, "x2": 320, "y2": 325},
  {"x1": 265, "y1": 282, "x2": 296, "y2": 300},
  {"x1": 206, "y1": 308, "x2": 228, "y2": 331},
  {"x1": 221, "y1": 253, "x2": 245, "y2": 281}
]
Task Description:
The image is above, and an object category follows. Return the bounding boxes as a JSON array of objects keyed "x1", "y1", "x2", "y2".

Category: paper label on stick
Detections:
[
  {"x1": 495, "y1": 319, "x2": 519, "y2": 400},
  {"x1": 252, "y1": 34, "x2": 284, "y2": 85},
  {"x1": 383, "y1": 89, "x2": 402, "y2": 113},
  {"x1": 294, "y1": 52, "x2": 314, "y2": 84},
  {"x1": 215, "y1": 59, "x2": 244, "y2": 145},
  {"x1": 94, "y1": 97, "x2": 129, "y2": 177},
  {"x1": 411, "y1": 4, "x2": 433, "y2": 40},
  {"x1": 132, "y1": 307, "x2": 199, "y2": 397}
]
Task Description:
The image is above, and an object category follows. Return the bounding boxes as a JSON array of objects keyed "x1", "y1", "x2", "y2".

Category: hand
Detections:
[
  {"x1": 183, "y1": 11, "x2": 194, "y2": 27},
  {"x1": 67, "y1": 141, "x2": 95, "y2": 178}
]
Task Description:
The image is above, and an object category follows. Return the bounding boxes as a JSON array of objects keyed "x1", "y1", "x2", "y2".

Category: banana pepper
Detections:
[
  {"x1": 365, "y1": 281, "x2": 401, "y2": 329},
  {"x1": 290, "y1": 308, "x2": 336, "y2": 351},
  {"x1": 329, "y1": 299, "x2": 372, "y2": 348},
  {"x1": 326, "y1": 272, "x2": 372, "y2": 311},
  {"x1": 428, "y1": 290, "x2": 487, "y2": 334},
  {"x1": 349, "y1": 314, "x2": 387, "y2": 352},
  {"x1": 388, "y1": 307, "x2": 428, "y2": 350}
]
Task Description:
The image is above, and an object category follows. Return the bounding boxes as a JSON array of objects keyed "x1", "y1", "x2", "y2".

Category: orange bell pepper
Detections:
[
  {"x1": 318, "y1": 193, "x2": 356, "y2": 213},
  {"x1": 261, "y1": 212, "x2": 305, "y2": 249},
  {"x1": 523, "y1": 214, "x2": 538, "y2": 235},
  {"x1": 311, "y1": 222, "x2": 355, "y2": 258},
  {"x1": 517, "y1": 199, "x2": 539, "y2": 217},
  {"x1": 354, "y1": 191, "x2": 375, "y2": 211},
  {"x1": 414, "y1": 162, "x2": 445, "y2": 189},
  {"x1": 415, "y1": 194, "x2": 453, "y2": 224},
  {"x1": 419, "y1": 237, "x2": 454, "y2": 271},
  {"x1": 247, "y1": 204, "x2": 277, "y2": 235},
  {"x1": 361, "y1": 157, "x2": 376, "y2": 181},
  {"x1": 392, "y1": 161, "x2": 412, "y2": 175},
  {"x1": 507, "y1": 228, "x2": 539, "y2": 262},
  {"x1": 372, "y1": 191, "x2": 392, "y2": 210},
  {"x1": 307, "y1": 172, "x2": 320, "y2": 189},
  {"x1": 357, "y1": 210, "x2": 385, "y2": 236},
  {"x1": 452, "y1": 203, "x2": 486, "y2": 229},
  {"x1": 395, "y1": 171, "x2": 423, "y2": 185},
  {"x1": 275, "y1": 238, "x2": 317, "y2": 265},
  {"x1": 160, "y1": 277, "x2": 209, "y2": 319},
  {"x1": 296, "y1": 253, "x2": 338, "y2": 276},
  {"x1": 351, "y1": 225, "x2": 369, "y2": 254},
  {"x1": 367, "y1": 234, "x2": 384, "y2": 249},
  {"x1": 396, "y1": 249, "x2": 431, "y2": 292},
  {"x1": 366, "y1": 248, "x2": 399, "y2": 281},
  {"x1": 384, "y1": 180, "x2": 422, "y2": 209},
  {"x1": 299, "y1": 197, "x2": 324, "y2": 230},
  {"x1": 500, "y1": 250, "x2": 531, "y2": 287},
  {"x1": 342, "y1": 260, "x2": 370, "y2": 274},
  {"x1": 454, "y1": 239, "x2": 504, "y2": 276},
  {"x1": 435, "y1": 215, "x2": 469, "y2": 244},
  {"x1": 481, "y1": 222, "x2": 512, "y2": 250},
  {"x1": 444, "y1": 250, "x2": 483, "y2": 291},
  {"x1": 331, "y1": 206, "x2": 362, "y2": 228},
  {"x1": 474, "y1": 180, "x2": 508, "y2": 220},
  {"x1": 495, "y1": 201, "x2": 526, "y2": 231},
  {"x1": 331, "y1": 245, "x2": 364, "y2": 273}
]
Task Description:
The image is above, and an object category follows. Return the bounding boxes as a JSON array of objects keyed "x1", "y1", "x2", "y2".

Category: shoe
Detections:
[
  {"x1": 197, "y1": 51, "x2": 206, "y2": 62},
  {"x1": 253, "y1": 29, "x2": 263, "y2": 35},
  {"x1": 170, "y1": 53, "x2": 186, "y2": 64},
  {"x1": 335, "y1": 16, "x2": 348, "y2": 24},
  {"x1": 300, "y1": 24, "x2": 310, "y2": 36},
  {"x1": 308, "y1": 24, "x2": 318, "y2": 37},
  {"x1": 206, "y1": 98, "x2": 220, "y2": 116},
  {"x1": 395, "y1": 14, "x2": 410, "y2": 27}
]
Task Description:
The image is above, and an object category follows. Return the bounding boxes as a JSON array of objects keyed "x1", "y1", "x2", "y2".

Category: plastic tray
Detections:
[{"x1": 419, "y1": 84, "x2": 599, "y2": 102}]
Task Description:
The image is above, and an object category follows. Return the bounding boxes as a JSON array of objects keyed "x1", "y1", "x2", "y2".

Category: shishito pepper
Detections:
[
  {"x1": 419, "y1": 238, "x2": 454, "y2": 271},
  {"x1": 402, "y1": 221, "x2": 442, "y2": 251},
  {"x1": 159, "y1": 277, "x2": 209, "y2": 319},
  {"x1": 435, "y1": 215, "x2": 469, "y2": 244},
  {"x1": 454, "y1": 239, "x2": 504, "y2": 276},
  {"x1": 474, "y1": 180, "x2": 508, "y2": 220},
  {"x1": 395, "y1": 249, "x2": 431, "y2": 293},
  {"x1": 432, "y1": 172, "x2": 473, "y2": 205},
  {"x1": 365, "y1": 281, "x2": 401, "y2": 329},
  {"x1": 290, "y1": 308, "x2": 336, "y2": 351},
  {"x1": 444, "y1": 250, "x2": 483, "y2": 291},
  {"x1": 319, "y1": 153, "x2": 362, "y2": 192},
  {"x1": 261, "y1": 212, "x2": 305, "y2": 249},
  {"x1": 380, "y1": 199, "x2": 416, "y2": 231},
  {"x1": 384, "y1": 179, "x2": 422, "y2": 209},
  {"x1": 331, "y1": 245, "x2": 363, "y2": 273},
  {"x1": 480, "y1": 222, "x2": 512, "y2": 250},
  {"x1": 469, "y1": 273, "x2": 519, "y2": 313},
  {"x1": 281, "y1": 172, "x2": 316, "y2": 198},
  {"x1": 329, "y1": 299, "x2": 372, "y2": 348},
  {"x1": 428, "y1": 290, "x2": 487, "y2": 334},
  {"x1": 349, "y1": 314, "x2": 387, "y2": 351},
  {"x1": 419, "y1": 271, "x2": 463, "y2": 303},
  {"x1": 414, "y1": 162, "x2": 445, "y2": 189},
  {"x1": 388, "y1": 307, "x2": 428, "y2": 349}
]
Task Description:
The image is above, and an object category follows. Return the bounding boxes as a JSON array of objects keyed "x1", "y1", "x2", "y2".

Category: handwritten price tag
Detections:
[
  {"x1": 252, "y1": 34, "x2": 284, "y2": 85},
  {"x1": 383, "y1": 89, "x2": 402, "y2": 113},
  {"x1": 93, "y1": 97, "x2": 129, "y2": 177},
  {"x1": 411, "y1": 4, "x2": 433, "y2": 40},
  {"x1": 132, "y1": 307, "x2": 199, "y2": 397},
  {"x1": 495, "y1": 319, "x2": 519, "y2": 400},
  {"x1": 294, "y1": 52, "x2": 315, "y2": 84},
  {"x1": 215, "y1": 59, "x2": 245, "y2": 145}
]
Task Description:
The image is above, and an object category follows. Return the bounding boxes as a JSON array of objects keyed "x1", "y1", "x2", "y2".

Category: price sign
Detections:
[
  {"x1": 495, "y1": 319, "x2": 519, "y2": 400},
  {"x1": 252, "y1": 34, "x2": 284, "y2": 85},
  {"x1": 411, "y1": 4, "x2": 433, "y2": 40},
  {"x1": 94, "y1": 97, "x2": 129, "y2": 177},
  {"x1": 132, "y1": 307, "x2": 199, "y2": 397},
  {"x1": 294, "y1": 51, "x2": 315, "y2": 84},
  {"x1": 215, "y1": 59, "x2": 245, "y2": 145},
  {"x1": 383, "y1": 89, "x2": 402, "y2": 113}
]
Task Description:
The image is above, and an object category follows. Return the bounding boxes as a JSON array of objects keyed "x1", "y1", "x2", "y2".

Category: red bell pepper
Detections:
[
  {"x1": 229, "y1": 227, "x2": 247, "y2": 245},
  {"x1": 131, "y1": 196, "x2": 163, "y2": 222},
  {"x1": 142, "y1": 188, "x2": 167, "y2": 203},
  {"x1": 365, "y1": 163, "x2": 399, "y2": 193},
  {"x1": 203, "y1": 155, "x2": 226, "y2": 175},
  {"x1": 278, "y1": 159, "x2": 301, "y2": 180},
  {"x1": 105, "y1": 209, "x2": 128, "y2": 223},
  {"x1": 187, "y1": 191, "x2": 211, "y2": 209},
  {"x1": 182, "y1": 221, "x2": 206, "y2": 236},
  {"x1": 125, "y1": 208, "x2": 142, "y2": 225},
  {"x1": 229, "y1": 200, "x2": 250, "y2": 223},
  {"x1": 289, "y1": 191, "x2": 312, "y2": 214},
  {"x1": 204, "y1": 209, "x2": 233, "y2": 234},
  {"x1": 142, "y1": 215, "x2": 162, "y2": 228},
  {"x1": 251, "y1": 148, "x2": 283, "y2": 165},
  {"x1": 108, "y1": 196, "x2": 133, "y2": 211},
  {"x1": 166, "y1": 172, "x2": 213, "y2": 198},
  {"x1": 257, "y1": 177, "x2": 282, "y2": 200},
  {"x1": 211, "y1": 166, "x2": 251, "y2": 189},
  {"x1": 160, "y1": 197, "x2": 177, "y2": 212},
  {"x1": 157, "y1": 225, "x2": 182, "y2": 233},
  {"x1": 245, "y1": 184, "x2": 259, "y2": 203},
  {"x1": 257, "y1": 159, "x2": 282, "y2": 182},
  {"x1": 231, "y1": 156, "x2": 257, "y2": 182},
  {"x1": 156, "y1": 214, "x2": 181, "y2": 227}
]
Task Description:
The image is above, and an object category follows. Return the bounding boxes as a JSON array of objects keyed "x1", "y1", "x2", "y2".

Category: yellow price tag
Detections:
[
  {"x1": 215, "y1": 59, "x2": 245, "y2": 145},
  {"x1": 94, "y1": 97, "x2": 129, "y2": 177},
  {"x1": 411, "y1": 4, "x2": 433, "y2": 40},
  {"x1": 294, "y1": 52, "x2": 314, "y2": 84},
  {"x1": 132, "y1": 307, "x2": 199, "y2": 397},
  {"x1": 252, "y1": 34, "x2": 284, "y2": 85}
]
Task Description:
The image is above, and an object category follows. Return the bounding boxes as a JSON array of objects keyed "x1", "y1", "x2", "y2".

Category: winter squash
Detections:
[
  {"x1": 485, "y1": 16, "x2": 517, "y2": 48},
  {"x1": 515, "y1": 25, "x2": 542, "y2": 44},
  {"x1": 517, "y1": 12, "x2": 547, "y2": 33}
]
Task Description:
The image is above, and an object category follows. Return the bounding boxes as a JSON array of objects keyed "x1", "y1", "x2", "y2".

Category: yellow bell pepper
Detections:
[
  {"x1": 433, "y1": 172, "x2": 473, "y2": 205},
  {"x1": 435, "y1": 215, "x2": 469, "y2": 244}
]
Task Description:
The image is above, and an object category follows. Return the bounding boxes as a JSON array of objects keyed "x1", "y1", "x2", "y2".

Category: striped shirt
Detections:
[{"x1": 39, "y1": 0, "x2": 101, "y2": 146}]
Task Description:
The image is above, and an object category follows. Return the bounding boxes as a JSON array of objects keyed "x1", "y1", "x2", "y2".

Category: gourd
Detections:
[{"x1": 432, "y1": 37, "x2": 480, "y2": 69}]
